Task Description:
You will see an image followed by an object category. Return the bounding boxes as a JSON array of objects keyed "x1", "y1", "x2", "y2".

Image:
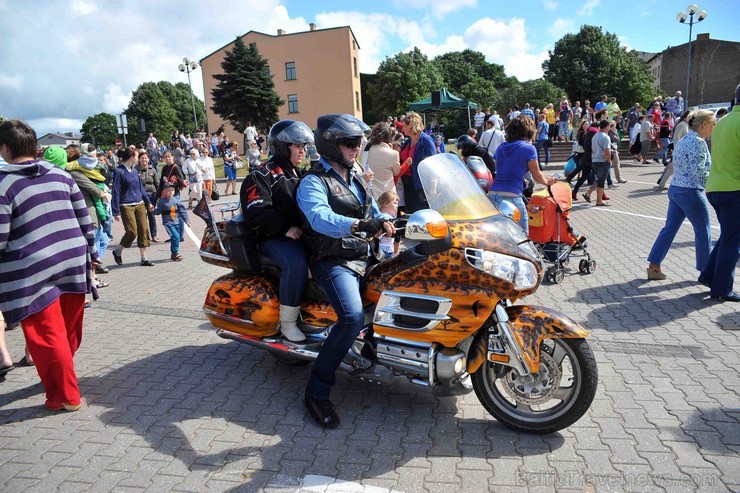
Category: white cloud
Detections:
[
  {"x1": 414, "y1": 35, "x2": 468, "y2": 59},
  {"x1": 402, "y1": 0, "x2": 478, "y2": 19},
  {"x1": 618, "y1": 36, "x2": 633, "y2": 51},
  {"x1": 548, "y1": 18, "x2": 575, "y2": 38},
  {"x1": 544, "y1": 0, "x2": 559, "y2": 11},
  {"x1": 579, "y1": 0, "x2": 600, "y2": 16},
  {"x1": 103, "y1": 84, "x2": 131, "y2": 114},
  {"x1": 28, "y1": 118, "x2": 85, "y2": 136},
  {"x1": 0, "y1": 74, "x2": 23, "y2": 91},
  {"x1": 316, "y1": 11, "x2": 427, "y2": 73},
  {"x1": 71, "y1": 0, "x2": 98, "y2": 15},
  {"x1": 463, "y1": 18, "x2": 548, "y2": 81}
]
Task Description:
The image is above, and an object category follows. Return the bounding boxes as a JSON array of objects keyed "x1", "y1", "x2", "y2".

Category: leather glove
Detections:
[{"x1": 356, "y1": 218, "x2": 387, "y2": 235}]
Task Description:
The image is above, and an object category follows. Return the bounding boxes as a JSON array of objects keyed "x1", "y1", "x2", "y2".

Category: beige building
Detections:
[{"x1": 200, "y1": 25, "x2": 362, "y2": 142}]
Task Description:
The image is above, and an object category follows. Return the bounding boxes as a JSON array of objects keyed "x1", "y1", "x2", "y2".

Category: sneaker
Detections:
[
  {"x1": 618, "y1": 179, "x2": 628, "y2": 183},
  {"x1": 95, "y1": 265, "x2": 109, "y2": 274},
  {"x1": 140, "y1": 259, "x2": 155, "y2": 267},
  {"x1": 303, "y1": 394, "x2": 340, "y2": 428},
  {"x1": 602, "y1": 194, "x2": 611, "y2": 200},
  {"x1": 112, "y1": 250, "x2": 122, "y2": 265},
  {"x1": 608, "y1": 184, "x2": 617, "y2": 189},
  {"x1": 647, "y1": 268, "x2": 667, "y2": 280}
]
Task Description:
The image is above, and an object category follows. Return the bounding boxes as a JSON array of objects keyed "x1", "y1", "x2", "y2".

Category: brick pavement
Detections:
[{"x1": 1, "y1": 160, "x2": 738, "y2": 492}]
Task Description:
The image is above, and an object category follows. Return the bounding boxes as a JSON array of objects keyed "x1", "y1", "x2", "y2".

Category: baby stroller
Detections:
[{"x1": 527, "y1": 181, "x2": 595, "y2": 284}]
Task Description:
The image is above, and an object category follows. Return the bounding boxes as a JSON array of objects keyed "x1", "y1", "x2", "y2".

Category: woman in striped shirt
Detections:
[{"x1": 0, "y1": 120, "x2": 98, "y2": 412}]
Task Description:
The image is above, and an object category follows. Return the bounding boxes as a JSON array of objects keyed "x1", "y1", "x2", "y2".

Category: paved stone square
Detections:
[{"x1": 1, "y1": 162, "x2": 738, "y2": 492}]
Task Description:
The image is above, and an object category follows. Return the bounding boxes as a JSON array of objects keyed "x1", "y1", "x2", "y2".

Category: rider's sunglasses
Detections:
[{"x1": 337, "y1": 137, "x2": 362, "y2": 149}]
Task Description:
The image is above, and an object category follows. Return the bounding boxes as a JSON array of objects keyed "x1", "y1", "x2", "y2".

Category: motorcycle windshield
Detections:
[{"x1": 417, "y1": 153, "x2": 500, "y2": 221}]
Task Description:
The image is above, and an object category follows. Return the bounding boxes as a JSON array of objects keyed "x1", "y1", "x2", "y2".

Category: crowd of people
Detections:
[{"x1": 0, "y1": 80, "x2": 736, "y2": 430}]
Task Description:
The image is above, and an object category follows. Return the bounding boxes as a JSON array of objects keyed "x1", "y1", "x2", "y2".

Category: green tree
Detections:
[
  {"x1": 433, "y1": 50, "x2": 510, "y2": 95},
  {"x1": 211, "y1": 37, "x2": 283, "y2": 133},
  {"x1": 80, "y1": 112, "x2": 118, "y2": 147},
  {"x1": 157, "y1": 81, "x2": 206, "y2": 134},
  {"x1": 367, "y1": 48, "x2": 444, "y2": 118},
  {"x1": 125, "y1": 82, "x2": 179, "y2": 145},
  {"x1": 500, "y1": 79, "x2": 566, "y2": 111},
  {"x1": 542, "y1": 25, "x2": 653, "y2": 108}
]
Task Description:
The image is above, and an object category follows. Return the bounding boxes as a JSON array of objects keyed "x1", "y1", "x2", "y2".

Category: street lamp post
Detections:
[
  {"x1": 676, "y1": 4, "x2": 707, "y2": 111},
  {"x1": 178, "y1": 57, "x2": 200, "y2": 132}
]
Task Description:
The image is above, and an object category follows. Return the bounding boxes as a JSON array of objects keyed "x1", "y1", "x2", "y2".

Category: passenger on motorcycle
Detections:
[
  {"x1": 296, "y1": 114, "x2": 395, "y2": 428},
  {"x1": 456, "y1": 134, "x2": 496, "y2": 178},
  {"x1": 239, "y1": 120, "x2": 314, "y2": 342}
]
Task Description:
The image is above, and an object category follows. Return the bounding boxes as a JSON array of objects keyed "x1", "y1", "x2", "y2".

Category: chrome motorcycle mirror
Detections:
[{"x1": 405, "y1": 209, "x2": 448, "y2": 241}]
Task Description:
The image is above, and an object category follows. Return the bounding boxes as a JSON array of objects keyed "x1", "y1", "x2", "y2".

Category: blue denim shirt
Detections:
[{"x1": 296, "y1": 158, "x2": 387, "y2": 239}]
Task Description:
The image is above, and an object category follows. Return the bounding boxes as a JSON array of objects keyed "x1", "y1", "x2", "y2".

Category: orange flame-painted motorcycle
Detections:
[{"x1": 199, "y1": 153, "x2": 598, "y2": 433}]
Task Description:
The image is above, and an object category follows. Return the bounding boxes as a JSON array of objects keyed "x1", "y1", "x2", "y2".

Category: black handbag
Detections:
[{"x1": 211, "y1": 189, "x2": 220, "y2": 201}]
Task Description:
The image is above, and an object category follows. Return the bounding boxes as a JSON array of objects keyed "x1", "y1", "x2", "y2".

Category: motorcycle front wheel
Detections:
[{"x1": 472, "y1": 338, "x2": 597, "y2": 434}]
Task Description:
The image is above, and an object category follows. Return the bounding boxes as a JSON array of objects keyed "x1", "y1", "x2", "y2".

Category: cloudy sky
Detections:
[{"x1": 0, "y1": 0, "x2": 735, "y2": 137}]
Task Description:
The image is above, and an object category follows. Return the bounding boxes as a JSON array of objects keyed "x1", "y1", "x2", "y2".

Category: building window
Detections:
[
  {"x1": 264, "y1": 65, "x2": 270, "y2": 77},
  {"x1": 288, "y1": 94, "x2": 299, "y2": 113},
  {"x1": 285, "y1": 62, "x2": 296, "y2": 80},
  {"x1": 249, "y1": 42, "x2": 256, "y2": 50},
  {"x1": 353, "y1": 40, "x2": 357, "y2": 51},
  {"x1": 356, "y1": 91, "x2": 360, "y2": 111},
  {"x1": 353, "y1": 57, "x2": 358, "y2": 77}
]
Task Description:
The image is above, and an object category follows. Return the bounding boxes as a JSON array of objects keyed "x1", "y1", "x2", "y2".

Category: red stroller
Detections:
[{"x1": 527, "y1": 182, "x2": 595, "y2": 284}]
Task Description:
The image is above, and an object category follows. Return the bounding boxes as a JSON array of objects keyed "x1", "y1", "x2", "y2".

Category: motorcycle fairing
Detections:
[
  {"x1": 204, "y1": 273, "x2": 280, "y2": 336},
  {"x1": 467, "y1": 305, "x2": 588, "y2": 374}
]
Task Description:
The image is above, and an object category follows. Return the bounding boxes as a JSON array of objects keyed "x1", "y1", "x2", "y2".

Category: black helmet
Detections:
[
  {"x1": 314, "y1": 114, "x2": 370, "y2": 169},
  {"x1": 456, "y1": 134, "x2": 477, "y2": 156},
  {"x1": 267, "y1": 120, "x2": 314, "y2": 165}
]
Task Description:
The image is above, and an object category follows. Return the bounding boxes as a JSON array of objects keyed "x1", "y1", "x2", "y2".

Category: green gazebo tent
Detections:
[{"x1": 408, "y1": 87, "x2": 477, "y2": 130}]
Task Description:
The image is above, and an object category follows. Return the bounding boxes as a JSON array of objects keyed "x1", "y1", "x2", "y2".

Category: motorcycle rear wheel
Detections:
[{"x1": 472, "y1": 338, "x2": 597, "y2": 434}]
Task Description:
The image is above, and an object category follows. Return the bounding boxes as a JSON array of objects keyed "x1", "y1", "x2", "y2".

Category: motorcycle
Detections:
[{"x1": 198, "y1": 153, "x2": 598, "y2": 433}]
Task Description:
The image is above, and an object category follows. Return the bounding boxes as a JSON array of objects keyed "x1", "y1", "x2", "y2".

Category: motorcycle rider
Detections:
[
  {"x1": 456, "y1": 134, "x2": 496, "y2": 178},
  {"x1": 240, "y1": 120, "x2": 314, "y2": 342},
  {"x1": 296, "y1": 114, "x2": 395, "y2": 428}
]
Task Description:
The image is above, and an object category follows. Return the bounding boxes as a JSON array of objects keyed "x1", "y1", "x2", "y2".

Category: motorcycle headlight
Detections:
[{"x1": 464, "y1": 248, "x2": 539, "y2": 290}]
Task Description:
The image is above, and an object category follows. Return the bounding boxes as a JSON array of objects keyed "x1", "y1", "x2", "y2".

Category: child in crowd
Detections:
[
  {"x1": 154, "y1": 182, "x2": 190, "y2": 261},
  {"x1": 377, "y1": 191, "x2": 400, "y2": 259}
]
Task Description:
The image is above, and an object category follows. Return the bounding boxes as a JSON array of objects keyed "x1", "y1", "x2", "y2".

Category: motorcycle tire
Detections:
[
  {"x1": 272, "y1": 353, "x2": 311, "y2": 366},
  {"x1": 472, "y1": 337, "x2": 597, "y2": 434}
]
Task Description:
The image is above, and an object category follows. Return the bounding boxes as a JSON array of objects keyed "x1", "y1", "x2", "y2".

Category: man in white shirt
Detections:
[
  {"x1": 478, "y1": 119, "x2": 505, "y2": 157},
  {"x1": 243, "y1": 122, "x2": 257, "y2": 151}
]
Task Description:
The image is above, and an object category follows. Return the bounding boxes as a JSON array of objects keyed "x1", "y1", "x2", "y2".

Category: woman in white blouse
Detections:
[{"x1": 365, "y1": 122, "x2": 401, "y2": 201}]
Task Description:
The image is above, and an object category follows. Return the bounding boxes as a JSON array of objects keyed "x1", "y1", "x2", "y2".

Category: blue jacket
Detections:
[
  {"x1": 111, "y1": 164, "x2": 150, "y2": 216},
  {"x1": 404, "y1": 132, "x2": 437, "y2": 191}
]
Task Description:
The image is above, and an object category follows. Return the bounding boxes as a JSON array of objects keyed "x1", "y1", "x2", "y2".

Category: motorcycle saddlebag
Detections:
[{"x1": 225, "y1": 215, "x2": 262, "y2": 273}]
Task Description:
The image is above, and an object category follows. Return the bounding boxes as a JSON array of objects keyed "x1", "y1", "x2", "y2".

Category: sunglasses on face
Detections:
[{"x1": 337, "y1": 137, "x2": 362, "y2": 148}]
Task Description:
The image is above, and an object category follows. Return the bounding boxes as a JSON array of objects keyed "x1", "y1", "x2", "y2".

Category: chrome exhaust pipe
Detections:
[{"x1": 216, "y1": 329, "x2": 320, "y2": 361}]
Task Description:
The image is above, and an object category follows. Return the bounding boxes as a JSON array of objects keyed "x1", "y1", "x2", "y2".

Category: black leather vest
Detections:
[{"x1": 300, "y1": 166, "x2": 373, "y2": 274}]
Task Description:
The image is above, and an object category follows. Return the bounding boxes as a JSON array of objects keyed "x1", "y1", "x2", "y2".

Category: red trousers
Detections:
[{"x1": 21, "y1": 293, "x2": 85, "y2": 409}]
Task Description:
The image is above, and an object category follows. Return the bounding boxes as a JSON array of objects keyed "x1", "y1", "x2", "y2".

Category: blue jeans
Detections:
[
  {"x1": 559, "y1": 121, "x2": 569, "y2": 139},
  {"x1": 591, "y1": 161, "x2": 611, "y2": 188},
  {"x1": 489, "y1": 193, "x2": 528, "y2": 232},
  {"x1": 164, "y1": 223, "x2": 181, "y2": 254},
  {"x1": 699, "y1": 191, "x2": 740, "y2": 297},
  {"x1": 260, "y1": 236, "x2": 308, "y2": 307},
  {"x1": 95, "y1": 225, "x2": 109, "y2": 261},
  {"x1": 535, "y1": 140, "x2": 550, "y2": 166},
  {"x1": 654, "y1": 138, "x2": 670, "y2": 162},
  {"x1": 306, "y1": 261, "x2": 365, "y2": 400},
  {"x1": 648, "y1": 186, "x2": 712, "y2": 271}
]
